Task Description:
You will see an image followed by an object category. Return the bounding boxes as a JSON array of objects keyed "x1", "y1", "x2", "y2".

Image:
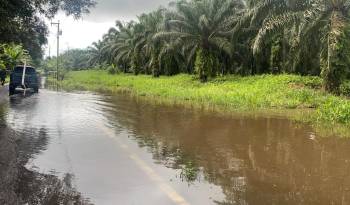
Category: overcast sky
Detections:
[{"x1": 46, "y1": 0, "x2": 170, "y2": 57}]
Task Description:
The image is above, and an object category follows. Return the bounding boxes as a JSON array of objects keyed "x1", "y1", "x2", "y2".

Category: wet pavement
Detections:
[
  {"x1": 0, "y1": 85, "x2": 8, "y2": 102},
  {"x1": 1, "y1": 89, "x2": 350, "y2": 204}
]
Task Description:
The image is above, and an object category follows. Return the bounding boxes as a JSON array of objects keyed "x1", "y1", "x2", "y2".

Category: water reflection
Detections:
[
  {"x1": 1, "y1": 93, "x2": 93, "y2": 204},
  {"x1": 103, "y1": 94, "x2": 350, "y2": 205},
  {"x1": 3, "y1": 89, "x2": 350, "y2": 204},
  {"x1": 18, "y1": 168, "x2": 92, "y2": 205}
]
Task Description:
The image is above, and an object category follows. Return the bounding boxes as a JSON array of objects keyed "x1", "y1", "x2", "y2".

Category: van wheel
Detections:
[{"x1": 9, "y1": 87, "x2": 15, "y2": 96}]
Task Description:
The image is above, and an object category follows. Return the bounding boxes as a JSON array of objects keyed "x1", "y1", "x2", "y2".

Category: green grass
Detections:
[{"x1": 59, "y1": 70, "x2": 350, "y2": 126}]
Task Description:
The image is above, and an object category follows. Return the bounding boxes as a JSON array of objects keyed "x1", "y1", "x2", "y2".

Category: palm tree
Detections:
[
  {"x1": 249, "y1": 0, "x2": 350, "y2": 92},
  {"x1": 100, "y1": 27, "x2": 119, "y2": 65},
  {"x1": 158, "y1": 40, "x2": 187, "y2": 75},
  {"x1": 155, "y1": 0, "x2": 244, "y2": 81},
  {"x1": 87, "y1": 41, "x2": 105, "y2": 67},
  {"x1": 136, "y1": 9, "x2": 166, "y2": 77},
  {"x1": 109, "y1": 21, "x2": 143, "y2": 74}
]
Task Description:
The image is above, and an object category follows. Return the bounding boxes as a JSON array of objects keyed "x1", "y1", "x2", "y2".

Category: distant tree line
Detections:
[
  {"x1": 82, "y1": 0, "x2": 350, "y2": 93},
  {"x1": 41, "y1": 49, "x2": 91, "y2": 74}
]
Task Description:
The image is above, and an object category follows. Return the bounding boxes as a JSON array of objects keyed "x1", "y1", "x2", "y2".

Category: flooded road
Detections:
[{"x1": 1, "y1": 89, "x2": 350, "y2": 204}]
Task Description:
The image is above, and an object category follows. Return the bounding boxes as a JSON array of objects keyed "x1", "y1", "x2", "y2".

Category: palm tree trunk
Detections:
[
  {"x1": 324, "y1": 10, "x2": 346, "y2": 93},
  {"x1": 327, "y1": 30, "x2": 331, "y2": 81},
  {"x1": 282, "y1": 29, "x2": 286, "y2": 71}
]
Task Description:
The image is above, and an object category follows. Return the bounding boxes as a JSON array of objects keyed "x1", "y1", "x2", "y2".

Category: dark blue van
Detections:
[{"x1": 9, "y1": 66, "x2": 39, "y2": 95}]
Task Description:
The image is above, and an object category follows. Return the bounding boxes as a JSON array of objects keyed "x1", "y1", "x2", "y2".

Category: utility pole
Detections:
[
  {"x1": 66, "y1": 42, "x2": 70, "y2": 56},
  {"x1": 51, "y1": 21, "x2": 61, "y2": 81}
]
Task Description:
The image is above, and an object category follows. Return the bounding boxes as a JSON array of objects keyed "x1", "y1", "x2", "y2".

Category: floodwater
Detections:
[{"x1": 1, "y1": 88, "x2": 350, "y2": 205}]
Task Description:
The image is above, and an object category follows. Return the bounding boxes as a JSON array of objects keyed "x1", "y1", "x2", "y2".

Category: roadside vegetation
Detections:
[
  {"x1": 41, "y1": 0, "x2": 350, "y2": 128},
  {"x1": 0, "y1": 44, "x2": 32, "y2": 81},
  {"x1": 0, "y1": 44, "x2": 32, "y2": 68},
  {"x1": 69, "y1": 0, "x2": 350, "y2": 94},
  {"x1": 59, "y1": 70, "x2": 350, "y2": 125},
  {"x1": 42, "y1": 0, "x2": 350, "y2": 95},
  {"x1": 41, "y1": 49, "x2": 91, "y2": 80}
]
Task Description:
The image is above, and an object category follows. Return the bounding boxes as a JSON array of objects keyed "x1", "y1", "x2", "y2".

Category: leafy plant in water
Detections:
[{"x1": 179, "y1": 161, "x2": 200, "y2": 183}]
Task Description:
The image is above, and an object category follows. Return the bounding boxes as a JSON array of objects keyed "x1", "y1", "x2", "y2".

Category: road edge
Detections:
[
  {"x1": 0, "y1": 85, "x2": 8, "y2": 103},
  {"x1": 0, "y1": 84, "x2": 20, "y2": 204}
]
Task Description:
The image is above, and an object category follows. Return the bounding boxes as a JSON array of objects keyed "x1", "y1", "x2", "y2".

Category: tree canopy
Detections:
[{"x1": 0, "y1": 0, "x2": 96, "y2": 65}]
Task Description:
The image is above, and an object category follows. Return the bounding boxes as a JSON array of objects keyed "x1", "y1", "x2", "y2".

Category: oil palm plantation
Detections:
[
  {"x1": 249, "y1": 0, "x2": 350, "y2": 92},
  {"x1": 84, "y1": 0, "x2": 350, "y2": 94},
  {"x1": 154, "y1": 0, "x2": 244, "y2": 81},
  {"x1": 109, "y1": 21, "x2": 144, "y2": 74}
]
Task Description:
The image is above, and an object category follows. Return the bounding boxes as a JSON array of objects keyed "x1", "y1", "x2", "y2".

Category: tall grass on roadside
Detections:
[{"x1": 59, "y1": 70, "x2": 350, "y2": 126}]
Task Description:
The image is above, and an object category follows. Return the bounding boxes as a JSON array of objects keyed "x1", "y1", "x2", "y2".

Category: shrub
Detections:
[
  {"x1": 107, "y1": 64, "x2": 118, "y2": 75},
  {"x1": 288, "y1": 76, "x2": 322, "y2": 89},
  {"x1": 317, "y1": 98, "x2": 350, "y2": 124},
  {"x1": 340, "y1": 80, "x2": 350, "y2": 96},
  {"x1": 302, "y1": 77, "x2": 323, "y2": 89}
]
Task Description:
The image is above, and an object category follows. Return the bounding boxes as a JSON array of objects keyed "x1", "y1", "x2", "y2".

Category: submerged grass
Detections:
[{"x1": 59, "y1": 70, "x2": 350, "y2": 127}]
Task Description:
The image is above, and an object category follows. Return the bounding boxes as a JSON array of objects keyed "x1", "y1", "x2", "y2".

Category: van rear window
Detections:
[{"x1": 14, "y1": 67, "x2": 36, "y2": 74}]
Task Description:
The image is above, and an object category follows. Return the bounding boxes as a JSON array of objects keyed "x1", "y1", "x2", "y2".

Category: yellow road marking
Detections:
[{"x1": 97, "y1": 124, "x2": 190, "y2": 205}]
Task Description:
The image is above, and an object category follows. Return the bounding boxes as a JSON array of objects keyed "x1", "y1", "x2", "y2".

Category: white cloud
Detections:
[
  {"x1": 45, "y1": 13, "x2": 115, "y2": 57},
  {"x1": 45, "y1": 0, "x2": 171, "y2": 57},
  {"x1": 84, "y1": 0, "x2": 170, "y2": 22}
]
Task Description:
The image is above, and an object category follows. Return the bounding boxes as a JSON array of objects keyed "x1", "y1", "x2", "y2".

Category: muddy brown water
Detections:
[{"x1": 1, "y1": 89, "x2": 350, "y2": 205}]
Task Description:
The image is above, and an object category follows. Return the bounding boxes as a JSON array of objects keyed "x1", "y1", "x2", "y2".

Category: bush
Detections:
[
  {"x1": 107, "y1": 64, "x2": 118, "y2": 75},
  {"x1": 288, "y1": 76, "x2": 322, "y2": 89},
  {"x1": 317, "y1": 98, "x2": 350, "y2": 124},
  {"x1": 340, "y1": 80, "x2": 350, "y2": 96},
  {"x1": 302, "y1": 77, "x2": 323, "y2": 89}
]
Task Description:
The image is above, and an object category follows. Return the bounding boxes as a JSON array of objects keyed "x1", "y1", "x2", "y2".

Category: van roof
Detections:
[{"x1": 15, "y1": 65, "x2": 35, "y2": 69}]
